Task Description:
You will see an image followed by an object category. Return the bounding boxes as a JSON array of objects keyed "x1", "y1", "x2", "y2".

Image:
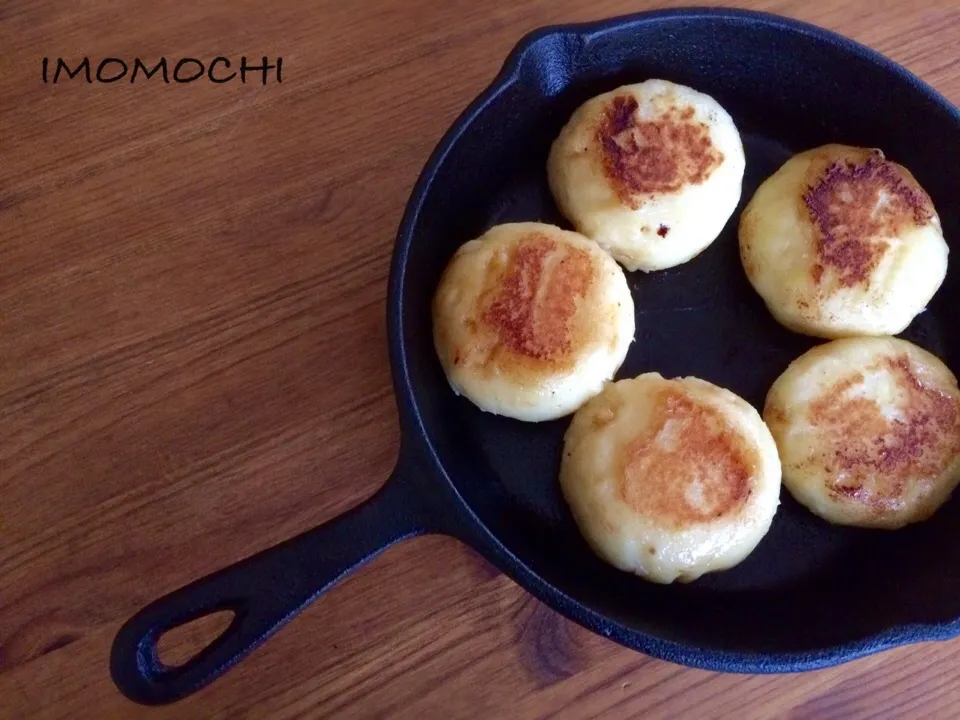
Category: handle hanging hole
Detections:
[{"x1": 156, "y1": 610, "x2": 237, "y2": 670}]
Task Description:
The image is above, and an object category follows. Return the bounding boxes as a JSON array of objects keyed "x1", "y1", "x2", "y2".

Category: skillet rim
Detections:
[{"x1": 386, "y1": 6, "x2": 960, "y2": 673}]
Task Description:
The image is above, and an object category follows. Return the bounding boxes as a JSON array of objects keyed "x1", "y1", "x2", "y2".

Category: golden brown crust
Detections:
[
  {"x1": 786, "y1": 354, "x2": 960, "y2": 514},
  {"x1": 618, "y1": 388, "x2": 757, "y2": 529},
  {"x1": 801, "y1": 147, "x2": 936, "y2": 289},
  {"x1": 596, "y1": 95, "x2": 724, "y2": 210},
  {"x1": 432, "y1": 222, "x2": 635, "y2": 422},
  {"x1": 466, "y1": 232, "x2": 595, "y2": 374}
]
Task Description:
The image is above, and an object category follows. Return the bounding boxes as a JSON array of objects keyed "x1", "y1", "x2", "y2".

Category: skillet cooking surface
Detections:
[{"x1": 399, "y1": 8, "x2": 960, "y2": 664}]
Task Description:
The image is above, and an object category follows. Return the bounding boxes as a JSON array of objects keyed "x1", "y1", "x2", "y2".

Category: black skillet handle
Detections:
[{"x1": 110, "y1": 460, "x2": 444, "y2": 706}]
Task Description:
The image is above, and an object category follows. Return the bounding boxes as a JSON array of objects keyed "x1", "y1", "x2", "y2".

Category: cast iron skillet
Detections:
[{"x1": 111, "y1": 7, "x2": 960, "y2": 705}]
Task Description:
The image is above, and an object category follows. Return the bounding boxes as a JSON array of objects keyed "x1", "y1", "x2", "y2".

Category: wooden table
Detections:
[{"x1": 3, "y1": 0, "x2": 960, "y2": 717}]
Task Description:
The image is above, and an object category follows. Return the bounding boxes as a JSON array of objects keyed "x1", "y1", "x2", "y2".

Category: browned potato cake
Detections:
[
  {"x1": 764, "y1": 337, "x2": 960, "y2": 529},
  {"x1": 548, "y1": 79, "x2": 746, "y2": 272},
  {"x1": 432, "y1": 222, "x2": 635, "y2": 422},
  {"x1": 560, "y1": 373, "x2": 781, "y2": 583},
  {"x1": 740, "y1": 144, "x2": 948, "y2": 338}
]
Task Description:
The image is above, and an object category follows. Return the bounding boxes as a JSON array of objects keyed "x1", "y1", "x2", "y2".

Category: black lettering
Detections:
[
  {"x1": 208, "y1": 57, "x2": 236, "y2": 83},
  {"x1": 173, "y1": 58, "x2": 204, "y2": 83},
  {"x1": 42, "y1": 57, "x2": 49, "y2": 83},
  {"x1": 97, "y1": 58, "x2": 128, "y2": 83},
  {"x1": 53, "y1": 57, "x2": 92, "y2": 84},
  {"x1": 277, "y1": 57, "x2": 283, "y2": 83},
  {"x1": 131, "y1": 58, "x2": 169, "y2": 83},
  {"x1": 240, "y1": 56, "x2": 279, "y2": 85}
]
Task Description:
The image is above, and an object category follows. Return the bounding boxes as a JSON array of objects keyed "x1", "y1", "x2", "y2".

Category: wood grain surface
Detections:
[{"x1": 3, "y1": 0, "x2": 960, "y2": 717}]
